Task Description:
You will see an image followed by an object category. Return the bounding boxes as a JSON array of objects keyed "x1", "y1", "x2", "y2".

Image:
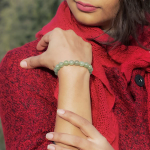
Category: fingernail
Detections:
[
  {"x1": 20, "y1": 60, "x2": 27, "y2": 68},
  {"x1": 57, "y1": 109, "x2": 65, "y2": 115},
  {"x1": 47, "y1": 145, "x2": 55, "y2": 150},
  {"x1": 46, "y1": 133, "x2": 53, "y2": 139}
]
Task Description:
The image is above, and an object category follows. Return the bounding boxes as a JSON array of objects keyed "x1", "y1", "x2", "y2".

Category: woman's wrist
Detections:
[{"x1": 57, "y1": 65, "x2": 90, "y2": 80}]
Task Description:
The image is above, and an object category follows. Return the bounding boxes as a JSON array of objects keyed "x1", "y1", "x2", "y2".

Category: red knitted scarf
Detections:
[{"x1": 36, "y1": 1, "x2": 150, "y2": 149}]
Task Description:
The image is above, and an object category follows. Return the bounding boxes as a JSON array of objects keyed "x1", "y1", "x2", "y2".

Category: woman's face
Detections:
[{"x1": 66, "y1": 0, "x2": 120, "y2": 30}]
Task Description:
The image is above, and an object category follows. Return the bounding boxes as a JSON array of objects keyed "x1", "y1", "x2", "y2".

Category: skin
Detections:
[
  {"x1": 66, "y1": 0, "x2": 120, "y2": 30},
  {"x1": 46, "y1": 109, "x2": 113, "y2": 150},
  {"x1": 20, "y1": 0, "x2": 120, "y2": 149}
]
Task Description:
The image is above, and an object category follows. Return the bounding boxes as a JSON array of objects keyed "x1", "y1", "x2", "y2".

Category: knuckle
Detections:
[
  {"x1": 54, "y1": 133, "x2": 64, "y2": 142},
  {"x1": 72, "y1": 137, "x2": 82, "y2": 146},
  {"x1": 80, "y1": 118, "x2": 90, "y2": 127},
  {"x1": 52, "y1": 28, "x2": 65, "y2": 39},
  {"x1": 44, "y1": 31, "x2": 52, "y2": 40},
  {"x1": 67, "y1": 29, "x2": 75, "y2": 34},
  {"x1": 28, "y1": 56, "x2": 38, "y2": 68},
  {"x1": 66, "y1": 111, "x2": 74, "y2": 120},
  {"x1": 29, "y1": 57, "x2": 34, "y2": 67},
  {"x1": 43, "y1": 34, "x2": 50, "y2": 42},
  {"x1": 53, "y1": 27, "x2": 63, "y2": 34},
  {"x1": 39, "y1": 55, "x2": 45, "y2": 65},
  {"x1": 73, "y1": 138, "x2": 88, "y2": 149}
]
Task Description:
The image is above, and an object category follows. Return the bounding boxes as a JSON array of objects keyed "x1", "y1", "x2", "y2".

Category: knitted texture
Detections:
[
  {"x1": 0, "y1": 40, "x2": 58, "y2": 149},
  {"x1": 1, "y1": 1, "x2": 150, "y2": 149}
]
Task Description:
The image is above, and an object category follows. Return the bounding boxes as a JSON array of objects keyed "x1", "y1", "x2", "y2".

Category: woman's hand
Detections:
[
  {"x1": 46, "y1": 109, "x2": 114, "y2": 150},
  {"x1": 20, "y1": 28, "x2": 92, "y2": 70}
]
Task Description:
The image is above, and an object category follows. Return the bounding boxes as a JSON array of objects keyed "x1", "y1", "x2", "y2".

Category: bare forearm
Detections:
[{"x1": 54, "y1": 66, "x2": 92, "y2": 149}]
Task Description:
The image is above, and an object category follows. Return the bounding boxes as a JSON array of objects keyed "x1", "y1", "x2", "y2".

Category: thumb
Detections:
[{"x1": 20, "y1": 55, "x2": 43, "y2": 69}]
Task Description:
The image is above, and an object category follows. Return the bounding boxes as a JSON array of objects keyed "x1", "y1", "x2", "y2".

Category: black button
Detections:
[{"x1": 135, "y1": 74, "x2": 145, "y2": 87}]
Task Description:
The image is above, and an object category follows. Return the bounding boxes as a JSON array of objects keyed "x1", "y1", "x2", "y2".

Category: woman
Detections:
[{"x1": 1, "y1": 0, "x2": 150, "y2": 149}]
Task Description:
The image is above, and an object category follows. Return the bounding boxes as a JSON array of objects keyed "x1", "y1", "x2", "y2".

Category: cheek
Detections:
[{"x1": 103, "y1": 1, "x2": 120, "y2": 17}]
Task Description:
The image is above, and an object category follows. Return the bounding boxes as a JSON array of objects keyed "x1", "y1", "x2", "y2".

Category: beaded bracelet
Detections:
[{"x1": 54, "y1": 60, "x2": 93, "y2": 75}]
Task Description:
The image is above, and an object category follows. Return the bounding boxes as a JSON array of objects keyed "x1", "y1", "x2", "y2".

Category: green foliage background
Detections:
[
  {"x1": 0, "y1": 0, "x2": 62, "y2": 149},
  {"x1": 0, "y1": 0, "x2": 62, "y2": 61}
]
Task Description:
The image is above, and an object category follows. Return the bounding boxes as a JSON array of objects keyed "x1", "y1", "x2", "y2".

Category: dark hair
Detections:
[{"x1": 106, "y1": 0, "x2": 150, "y2": 49}]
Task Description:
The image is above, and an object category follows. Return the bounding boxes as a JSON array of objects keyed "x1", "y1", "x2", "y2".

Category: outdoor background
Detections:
[{"x1": 0, "y1": 0, "x2": 62, "y2": 149}]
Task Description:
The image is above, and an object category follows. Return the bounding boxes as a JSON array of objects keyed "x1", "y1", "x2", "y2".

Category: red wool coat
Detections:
[{"x1": 1, "y1": 1, "x2": 150, "y2": 150}]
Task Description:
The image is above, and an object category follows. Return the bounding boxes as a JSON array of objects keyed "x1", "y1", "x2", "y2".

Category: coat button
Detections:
[{"x1": 135, "y1": 74, "x2": 145, "y2": 87}]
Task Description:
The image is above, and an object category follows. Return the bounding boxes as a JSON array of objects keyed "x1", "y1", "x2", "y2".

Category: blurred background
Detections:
[{"x1": 0, "y1": 0, "x2": 62, "y2": 149}]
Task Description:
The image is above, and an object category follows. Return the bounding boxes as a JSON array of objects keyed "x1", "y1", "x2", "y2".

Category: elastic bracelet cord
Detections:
[{"x1": 54, "y1": 60, "x2": 93, "y2": 75}]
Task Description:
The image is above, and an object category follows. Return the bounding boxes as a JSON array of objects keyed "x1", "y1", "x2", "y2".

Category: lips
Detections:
[
  {"x1": 77, "y1": 1, "x2": 96, "y2": 7},
  {"x1": 76, "y1": 1, "x2": 98, "y2": 12}
]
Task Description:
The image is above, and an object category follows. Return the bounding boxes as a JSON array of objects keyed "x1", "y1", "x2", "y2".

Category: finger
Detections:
[
  {"x1": 46, "y1": 132, "x2": 95, "y2": 150},
  {"x1": 20, "y1": 54, "x2": 45, "y2": 69},
  {"x1": 37, "y1": 32, "x2": 51, "y2": 51},
  {"x1": 57, "y1": 109, "x2": 102, "y2": 140},
  {"x1": 47, "y1": 144, "x2": 71, "y2": 150}
]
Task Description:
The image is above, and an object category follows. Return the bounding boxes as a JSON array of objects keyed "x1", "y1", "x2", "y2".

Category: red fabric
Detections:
[
  {"x1": 1, "y1": 1, "x2": 150, "y2": 149},
  {"x1": 0, "y1": 40, "x2": 58, "y2": 149}
]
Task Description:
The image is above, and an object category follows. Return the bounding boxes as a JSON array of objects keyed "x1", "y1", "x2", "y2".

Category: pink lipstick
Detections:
[{"x1": 76, "y1": 1, "x2": 97, "y2": 12}]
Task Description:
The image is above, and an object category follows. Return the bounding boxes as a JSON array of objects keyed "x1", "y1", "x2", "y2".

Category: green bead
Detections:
[
  {"x1": 88, "y1": 65, "x2": 92, "y2": 70},
  {"x1": 74, "y1": 60, "x2": 80, "y2": 66},
  {"x1": 69, "y1": 60, "x2": 74, "y2": 65},
  {"x1": 55, "y1": 64, "x2": 60, "y2": 70},
  {"x1": 89, "y1": 68, "x2": 93, "y2": 73},
  {"x1": 59, "y1": 62, "x2": 64, "y2": 68},
  {"x1": 64, "y1": 60, "x2": 69, "y2": 66},
  {"x1": 84, "y1": 62, "x2": 89, "y2": 68},
  {"x1": 54, "y1": 68, "x2": 58, "y2": 72},
  {"x1": 80, "y1": 61, "x2": 85, "y2": 67}
]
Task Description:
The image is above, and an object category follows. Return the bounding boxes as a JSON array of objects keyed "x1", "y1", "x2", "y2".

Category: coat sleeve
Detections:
[{"x1": 0, "y1": 39, "x2": 57, "y2": 150}]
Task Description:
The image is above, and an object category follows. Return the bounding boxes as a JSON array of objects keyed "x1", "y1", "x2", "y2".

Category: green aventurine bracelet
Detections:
[{"x1": 54, "y1": 60, "x2": 93, "y2": 75}]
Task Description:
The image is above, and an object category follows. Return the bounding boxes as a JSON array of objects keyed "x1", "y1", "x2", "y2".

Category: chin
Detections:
[
  {"x1": 74, "y1": 13, "x2": 112, "y2": 29},
  {"x1": 75, "y1": 16, "x2": 102, "y2": 27},
  {"x1": 81, "y1": 21, "x2": 102, "y2": 26},
  {"x1": 74, "y1": 15, "x2": 96, "y2": 26}
]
